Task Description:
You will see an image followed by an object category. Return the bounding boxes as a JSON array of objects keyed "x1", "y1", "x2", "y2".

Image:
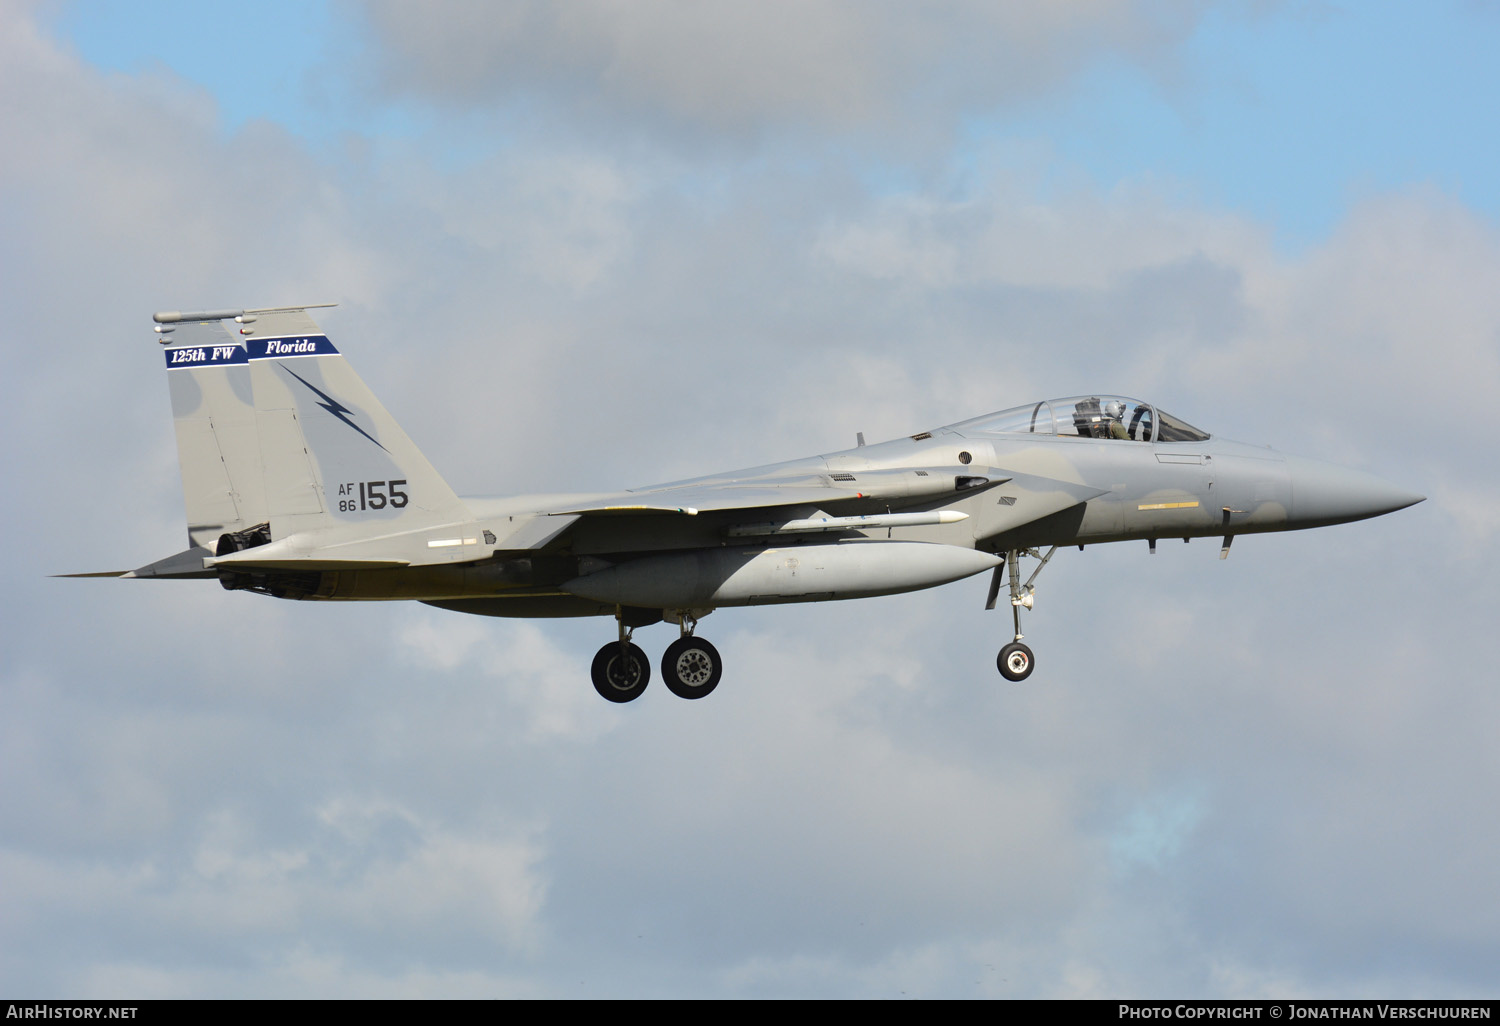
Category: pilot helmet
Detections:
[{"x1": 1104, "y1": 400, "x2": 1126, "y2": 420}]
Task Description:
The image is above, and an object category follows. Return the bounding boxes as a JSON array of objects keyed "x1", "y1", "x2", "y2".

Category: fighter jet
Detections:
[{"x1": 73, "y1": 305, "x2": 1424, "y2": 702}]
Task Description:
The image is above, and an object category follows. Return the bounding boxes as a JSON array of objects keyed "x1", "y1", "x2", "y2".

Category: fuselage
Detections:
[{"x1": 264, "y1": 395, "x2": 1421, "y2": 617}]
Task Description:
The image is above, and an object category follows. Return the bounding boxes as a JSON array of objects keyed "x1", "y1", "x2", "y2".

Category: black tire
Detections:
[
  {"x1": 660, "y1": 637, "x2": 723, "y2": 699},
  {"x1": 997, "y1": 642, "x2": 1035, "y2": 682},
  {"x1": 591, "y1": 642, "x2": 651, "y2": 702}
]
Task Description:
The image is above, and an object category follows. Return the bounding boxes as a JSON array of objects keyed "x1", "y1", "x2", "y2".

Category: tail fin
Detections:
[
  {"x1": 157, "y1": 310, "x2": 268, "y2": 549},
  {"x1": 157, "y1": 306, "x2": 466, "y2": 549}
]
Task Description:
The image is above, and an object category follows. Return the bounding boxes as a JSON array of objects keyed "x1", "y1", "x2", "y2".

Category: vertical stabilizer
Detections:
[
  {"x1": 155, "y1": 306, "x2": 467, "y2": 551},
  {"x1": 240, "y1": 308, "x2": 468, "y2": 538},
  {"x1": 158, "y1": 316, "x2": 267, "y2": 549}
]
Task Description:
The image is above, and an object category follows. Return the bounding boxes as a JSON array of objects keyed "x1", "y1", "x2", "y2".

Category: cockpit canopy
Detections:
[{"x1": 952, "y1": 396, "x2": 1210, "y2": 442}]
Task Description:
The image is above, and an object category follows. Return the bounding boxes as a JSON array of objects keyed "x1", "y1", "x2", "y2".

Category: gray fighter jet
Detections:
[{"x1": 74, "y1": 305, "x2": 1424, "y2": 702}]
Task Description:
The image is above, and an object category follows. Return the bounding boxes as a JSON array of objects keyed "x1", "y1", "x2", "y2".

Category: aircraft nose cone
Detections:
[{"x1": 1285, "y1": 455, "x2": 1425, "y2": 527}]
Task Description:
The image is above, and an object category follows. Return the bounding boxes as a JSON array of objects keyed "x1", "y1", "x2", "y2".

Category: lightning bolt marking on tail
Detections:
[{"x1": 279, "y1": 365, "x2": 389, "y2": 452}]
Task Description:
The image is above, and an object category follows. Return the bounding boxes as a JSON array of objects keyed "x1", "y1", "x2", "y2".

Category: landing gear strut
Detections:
[
  {"x1": 986, "y1": 546, "x2": 1057, "y2": 682},
  {"x1": 591, "y1": 615, "x2": 651, "y2": 703}
]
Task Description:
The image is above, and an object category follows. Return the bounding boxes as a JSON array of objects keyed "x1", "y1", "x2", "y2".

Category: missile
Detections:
[{"x1": 724, "y1": 509, "x2": 968, "y2": 537}]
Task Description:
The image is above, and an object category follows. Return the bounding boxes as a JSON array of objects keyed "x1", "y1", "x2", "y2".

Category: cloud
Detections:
[
  {"x1": 395, "y1": 614, "x2": 613, "y2": 743},
  {"x1": 0, "y1": 801, "x2": 549, "y2": 995},
  {"x1": 1109, "y1": 782, "x2": 1208, "y2": 872},
  {"x1": 351, "y1": 0, "x2": 1210, "y2": 138}
]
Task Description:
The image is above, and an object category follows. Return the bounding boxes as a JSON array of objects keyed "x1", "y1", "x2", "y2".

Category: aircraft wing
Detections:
[
  {"x1": 549, "y1": 486, "x2": 856, "y2": 517},
  {"x1": 549, "y1": 465, "x2": 1008, "y2": 518},
  {"x1": 534, "y1": 464, "x2": 1103, "y2": 548}
]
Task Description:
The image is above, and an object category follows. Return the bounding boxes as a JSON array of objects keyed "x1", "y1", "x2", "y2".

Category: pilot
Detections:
[{"x1": 1104, "y1": 400, "x2": 1131, "y2": 440}]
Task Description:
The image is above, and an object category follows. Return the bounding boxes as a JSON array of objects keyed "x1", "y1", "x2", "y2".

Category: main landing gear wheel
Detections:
[
  {"x1": 997, "y1": 642, "x2": 1035, "y2": 682},
  {"x1": 592, "y1": 642, "x2": 651, "y2": 703},
  {"x1": 661, "y1": 637, "x2": 723, "y2": 699}
]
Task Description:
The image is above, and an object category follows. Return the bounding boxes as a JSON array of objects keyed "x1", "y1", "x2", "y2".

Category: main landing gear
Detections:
[
  {"x1": 590, "y1": 609, "x2": 722, "y2": 703},
  {"x1": 590, "y1": 623, "x2": 651, "y2": 704},
  {"x1": 985, "y1": 546, "x2": 1058, "y2": 682},
  {"x1": 661, "y1": 627, "x2": 722, "y2": 700}
]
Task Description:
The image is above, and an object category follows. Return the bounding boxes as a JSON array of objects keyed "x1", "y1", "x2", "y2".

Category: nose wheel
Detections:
[{"x1": 997, "y1": 641, "x2": 1035, "y2": 682}]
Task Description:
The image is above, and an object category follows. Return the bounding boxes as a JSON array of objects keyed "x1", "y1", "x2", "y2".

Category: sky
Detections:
[{"x1": 2, "y1": 0, "x2": 1497, "y2": 999}]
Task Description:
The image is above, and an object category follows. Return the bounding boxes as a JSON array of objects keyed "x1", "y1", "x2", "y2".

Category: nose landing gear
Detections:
[{"x1": 986, "y1": 546, "x2": 1057, "y2": 682}]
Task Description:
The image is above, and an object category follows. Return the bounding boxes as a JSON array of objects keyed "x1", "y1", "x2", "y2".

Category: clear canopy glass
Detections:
[{"x1": 950, "y1": 396, "x2": 1209, "y2": 442}]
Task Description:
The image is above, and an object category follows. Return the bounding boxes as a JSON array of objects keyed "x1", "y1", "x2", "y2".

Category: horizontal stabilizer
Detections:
[
  {"x1": 57, "y1": 545, "x2": 220, "y2": 580},
  {"x1": 124, "y1": 546, "x2": 218, "y2": 579}
]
